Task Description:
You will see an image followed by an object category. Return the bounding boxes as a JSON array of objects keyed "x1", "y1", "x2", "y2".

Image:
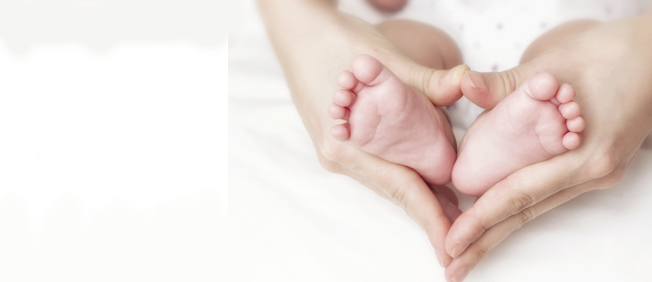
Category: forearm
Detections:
[
  {"x1": 258, "y1": 1, "x2": 409, "y2": 94},
  {"x1": 257, "y1": 0, "x2": 355, "y2": 143},
  {"x1": 256, "y1": 0, "x2": 427, "y2": 138},
  {"x1": 633, "y1": 12, "x2": 652, "y2": 60},
  {"x1": 622, "y1": 13, "x2": 652, "y2": 124},
  {"x1": 257, "y1": 0, "x2": 346, "y2": 70}
]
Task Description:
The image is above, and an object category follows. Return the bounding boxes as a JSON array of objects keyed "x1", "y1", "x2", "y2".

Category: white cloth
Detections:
[{"x1": 229, "y1": 0, "x2": 652, "y2": 281}]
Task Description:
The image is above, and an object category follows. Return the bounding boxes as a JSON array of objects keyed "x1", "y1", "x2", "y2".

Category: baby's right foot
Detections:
[
  {"x1": 328, "y1": 55, "x2": 457, "y2": 185},
  {"x1": 452, "y1": 73, "x2": 585, "y2": 196}
]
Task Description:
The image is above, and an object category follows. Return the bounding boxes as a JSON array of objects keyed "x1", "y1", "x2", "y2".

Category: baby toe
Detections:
[
  {"x1": 351, "y1": 54, "x2": 385, "y2": 85},
  {"x1": 555, "y1": 83, "x2": 575, "y2": 104},
  {"x1": 526, "y1": 73, "x2": 559, "y2": 101},
  {"x1": 328, "y1": 103, "x2": 349, "y2": 120},
  {"x1": 567, "y1": 116, "x2": 585, "y2": 132},
  {"x1": 559, "y1": 101, "x2": 581, "y2": 119},
  {"x1": 337, "y1": 70, "x2": 358, "y2": 89},
  {"x1": 330, "y1": 123, "x2": 350, "y2": 141},
  {"x1": 562, "y1": 132, "x2": 581, "y2": 150},
  {"x1": 334, "y1": 89, "x2": 355, "y2": 107}
]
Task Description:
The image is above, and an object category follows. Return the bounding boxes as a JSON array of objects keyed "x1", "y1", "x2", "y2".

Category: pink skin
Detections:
[
  {"x1": 328, "y1": 54, "x2": 457, "y2": 185},
  {"x1": 452, "y1": 73, "x2": 585, "y2": 196}
]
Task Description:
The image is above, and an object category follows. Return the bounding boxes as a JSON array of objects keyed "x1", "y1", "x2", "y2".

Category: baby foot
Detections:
[
  {"x1": 452, "y1": 73, "x2": 585, "y2": 196},
  {"x1": 328, "y1": 54, "x2": 457, "y2": 185}
]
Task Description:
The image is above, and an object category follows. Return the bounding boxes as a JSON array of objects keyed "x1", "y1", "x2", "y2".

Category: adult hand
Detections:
[
  {"x1": 443, "y1": 14, "x2": 652, "y2": 281},
  {"x1": 258, "y1": 0, "x2": 467, "y2": 267}
]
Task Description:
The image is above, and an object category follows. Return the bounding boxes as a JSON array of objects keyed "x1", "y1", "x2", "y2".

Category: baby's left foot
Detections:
[{"x1": 452, "y1": 73, "x2": 585, "y2": 196}]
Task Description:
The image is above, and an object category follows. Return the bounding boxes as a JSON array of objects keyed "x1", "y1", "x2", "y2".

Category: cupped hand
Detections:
[
  {"x1": 258, "y1": 0, "x2": 467, "y2": 267},
  {"x1": 443, "y1": 14, "x2": 652, "y2": 281}
]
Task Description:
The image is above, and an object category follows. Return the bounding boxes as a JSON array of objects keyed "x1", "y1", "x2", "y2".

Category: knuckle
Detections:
[
  {"x1": 516, "y1": 207, "x2": 535, "y2": 226},
  {"x1": 319, "y1": 139, "x2": 345, "y2": 163},
  {"x1": 596, "y1": 166, "x2": 626, "y2": 189},
  {"x1": 587, "y1": 152, "x2": 618, "y2": 179},
  {"x1": 420, "y1": 68, "x2": 435, "y2": 97},
  {"x1": 612, "y1": 164, "x2": 627, "y2": 180},
  {"x1": 387, "y1": 173, "x2": 421, "y2": 208},
  {"x1": 468, "y1": 208, "x2": 492, "y2": 233},
  {"x1": 317, "y1": 140, "x2": 346, "y2": 173},
  {"x1": 317, "y1": 152, "x2": 340, "y2": 173},
  {"x1": 510, "y1": 191, "x2": 534, "y2": 212},
  {"x1": 499, "y1": 68, "x2": 521, "y2": 94},
  {"x1": 475, "y1": 242, "x2": 490, "y2": 259},
  {"x1": 388, "y1": 185, "x2": 410, "y2": 209}
]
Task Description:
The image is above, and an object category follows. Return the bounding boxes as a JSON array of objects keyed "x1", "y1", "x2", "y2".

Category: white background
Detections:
[{"x1": 0, "y1": 1, "x2": 231, "y2": 281}]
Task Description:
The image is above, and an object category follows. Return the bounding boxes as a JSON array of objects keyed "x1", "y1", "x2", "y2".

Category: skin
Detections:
[
  {"x1": 366, "y1": 0, "x2": 407, "y2": 13},
  {"x1": 445, "y1": 15, "x2": 652, "y2": 282},
  {"x1": 258, "y1": 0, "x2": 467, "y2": 267},
  {"x1": 328, "y1": 54, "x2": 458, "y2": 185},
  {"x1": 260, "y1": 0, "x2": 652, "y2": 281},
  {"x1": 453, "y1": 73, "x2": 585, "y2": 197}
]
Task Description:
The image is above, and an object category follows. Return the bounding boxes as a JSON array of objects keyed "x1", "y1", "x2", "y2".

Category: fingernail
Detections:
[
  {"x1": 451, "y1": 247, "x2": 459, "y2": 258},
  {"x1": 445, "y1": 64, "x2": 468, "y2": 84},
  {"x1": 451, "y1": 244, "x2": 467, "y2": 258},
  {"x1": 465, "y1": 70, "x2": 489, "y2": 93},
  {"x1": 446, "y1": 202, "x2": 462, "y2": 221},
  {"x1": 452, "y1": 268, "x2": 469, "y2": 282},
  {"x1": 436, "y1": 251, "x2": 444, "y2": 267},
  {"x1": 444, "y1": 70, "x2": 460, "y2": 84}
]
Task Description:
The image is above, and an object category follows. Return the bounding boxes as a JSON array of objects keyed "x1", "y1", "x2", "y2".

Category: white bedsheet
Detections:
[
  {"x1": 0, "y1": 2, "x2": 227, "y2": 281},
  {"x1": 228, "y1": 0, "x2": 652, "y2": 281}
]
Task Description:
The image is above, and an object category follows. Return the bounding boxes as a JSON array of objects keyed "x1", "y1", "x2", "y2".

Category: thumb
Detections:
[
  {"x1": 400, "y1": 63, "x2": 470, "y2": 107},
  {"x1": 460, "y1": 64, "x2": 534, "y2": 109}
]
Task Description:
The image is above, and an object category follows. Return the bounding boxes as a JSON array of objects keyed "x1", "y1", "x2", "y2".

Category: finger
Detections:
[
  {"x1": 328, "y1": 146, "x2": 452, "y2": 266},
  {"x1": 431, "y1": 185, "x2": 459, "y2": 207},
  {"x1": 445, "y1": 151, "x2": 587, "y2": 258},
  {"x1": 334, "y1": 144, "x2": 455, "y2": 267},
  {"x1": 413, "y1": 64, "x2": 470, "y2": 106},
  {"x1": 382, "y1": 57, "x2": 469, "y2": 106},
  {"x1": 340, "y1": 167, "x2": 463, "y2": 235},
  {"x1": 317, "y1": 143, "x2": 392, "y2": 201},
  {"x1": 431, "y1": 185, "x2": 462, "y2": 222},
  {"x1": 460, "y1": 62, "x2": 538, "y2": 110},
  {"x1": 444, "y1": 181, "x2": 595, "y2": 282},
  {"x1": 394, "y1": 172, "x2": 455, "y2": 268},
  {"x1": 344, "y1": 162, "x2": 460, "y2": 212}
]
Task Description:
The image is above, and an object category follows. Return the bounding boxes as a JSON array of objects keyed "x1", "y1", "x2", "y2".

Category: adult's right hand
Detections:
[
  {"x1": 258, "y1": 0, "x2": 467, "y2": 267},
  {"x1": 443, "y1": 14, "x2": 652, "y2": 282}
]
